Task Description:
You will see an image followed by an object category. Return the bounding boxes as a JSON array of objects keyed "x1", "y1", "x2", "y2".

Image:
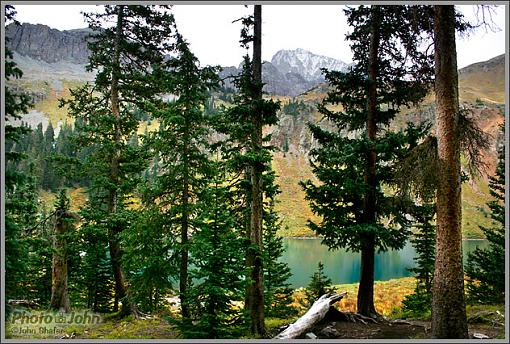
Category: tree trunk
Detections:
[
  {"x1": 274, "y1": 293, "x2": 346, "y2": 339},
  {"x1": 246, "y1": 4, "x2": 265, "y2": 336},
  {"x1": 180, "y1": 118, "x2": 190, "y2": 320},
  {"x1": 49, "y1": 210, "x2": 72, "y2": 313},
  {"x1": 357, "y1": 236, "x2": 376, "y2": 316},
  {"x1": 106, "y1": 5, "x2": 138, "y2": 318},
  {"x1": 358, "y1": 5, "x2": 380, "y2": 318},
  {"x1": 431, "y1": 5, "x2": 468, "y2": 339}
]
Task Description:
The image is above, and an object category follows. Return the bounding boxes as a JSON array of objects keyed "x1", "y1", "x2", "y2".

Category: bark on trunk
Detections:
[
  {"x1": 357, "y1": 5, "x2": 380, "y2": 318},
  {"x1": 246, "y1": 4, "x2": 265, "y2": 336},
  {"x1": 49, "y1": 210, "x2": 73, "y2": 313},
  {"x1": 274, "y1": 293, "x2": 346, "y2": 339},
  {"x1": 431, "y1": 5, "x2": 468, "y2": 339}
]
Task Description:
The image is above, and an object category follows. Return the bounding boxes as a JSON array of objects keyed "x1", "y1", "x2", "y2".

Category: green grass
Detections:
[
  {"x1": 71, "y1": 315, "x2": 179, "y2": 339},
  {"x1": 5, "y1": 309, "x2": 180, "y2": 339}
]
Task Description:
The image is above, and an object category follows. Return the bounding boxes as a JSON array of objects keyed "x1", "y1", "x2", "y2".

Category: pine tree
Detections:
[
  {"x1": 301, "y1": 5, "x2": 434, "y2": 317},
  {"x1": 212, "y1": 6, "x2": 280, "y2": 335},
  {"x1": 402, "y1": 203, "x2": 436, "y2": 317},
  {"x1": 305, "y1": 262, "x2": 335, "y2": 305},
  {"x1": 4, "y1": 5, "x2": 38, "y2": 316},
  {"x1": 431, "y1": 5, "x2": 468, "y2": 338},
  {"x1": 10, "y1": 162, "x2": 46, "y2": 305},
  {"x1": 42, "y1": 122, "x2": 58, "y2": 191},
  {"x1": 465, "y1": 130, "x2": 505, "y2": 304},
  {"x1": 120, "y1": 205, "x2": 175, "y2": 313},
  {"x1": 182, "y1": 163, "x2": 246, "y2": 338},
  {"x1": 142, "y1": 29, "x2": 220, "y2": 319},
  {"x1": 73, "y1": 194, "x2": 115, "y2": 312},
  {"x1": 61, "y1": 5, "x2": 176, "y2": 317}
]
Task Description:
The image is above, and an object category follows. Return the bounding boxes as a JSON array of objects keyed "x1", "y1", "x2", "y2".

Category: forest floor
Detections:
[
  {"x1": 6, "y1": 305, "x2": 505, "y2": 340},
  {"x1": 5, "y1": 277, "x2": 505, "y2": 340},
  {"x1": 277, "y1": 307, "x2": 506, "y2": 339}
]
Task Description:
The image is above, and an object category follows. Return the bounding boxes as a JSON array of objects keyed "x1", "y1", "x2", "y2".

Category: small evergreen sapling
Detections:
[
  {"x1": 305, "y1": 262, "x2": 335, "y2": 306},
  {"x1": 402, "y1": 203, "x2": 436, "y2": 318},
  {"x1": 263, "y1": 199, "x2": 297, "y2": 318}
]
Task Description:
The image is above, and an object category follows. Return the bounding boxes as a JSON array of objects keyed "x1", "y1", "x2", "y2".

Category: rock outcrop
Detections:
[{"x1": 5, "y1": 23, "x2": 91, "y2": 64}]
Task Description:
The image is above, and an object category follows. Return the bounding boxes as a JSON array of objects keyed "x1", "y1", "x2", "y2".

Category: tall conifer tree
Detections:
[
  {"x1": 182, "y1": 161, "x2": 246, "y2": 338},
  {"x1": 142, "y1": 30, "x2": 220, "y2": 320},
  {"x1": 213, "y1": 6, "x2": 280, "y2": 335},
  {"x1": 301, "y1": 5, "x2": 434, "y2": 316},
  {"x1": 431, "y1": 5, "x2": 468, "y2": 338},
  {"x1": 4, "y1": 5, "x2": 38, "y2": 316},
  {"x1": 62, "y1": 5, "x2": 176, "y2": 316}
]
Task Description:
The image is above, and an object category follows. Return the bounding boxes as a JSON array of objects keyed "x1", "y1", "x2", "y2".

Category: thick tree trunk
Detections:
[
  {"x1": 274, "y1": 293, "x2": 346, "y2": 339},
  {"x1": 357, "y1": 236, "x2": 376, "y2": 316},
  {"x1": 431, "y1": 5, "x2": 468, "y2": 339},
  {"x1": 49, "y1": 210, "x2": 72, "y2": 313},
  {"x1": 246, "y1": 4, "x2": 265, "y2": 336},
  {"x1": 358, "y1": 5, "x2": 380, "y2": 318}
]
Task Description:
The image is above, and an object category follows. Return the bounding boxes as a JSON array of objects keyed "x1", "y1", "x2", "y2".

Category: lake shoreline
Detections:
[
  {"x1": 281, "y1": 237, "x2": 489, "y2": 288},
  {"x1": 282, "y1": 235, "x2": 487, "y2": 240}
]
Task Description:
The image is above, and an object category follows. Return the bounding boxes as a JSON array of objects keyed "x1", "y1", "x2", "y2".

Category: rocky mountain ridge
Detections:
[
  {"x1": 6, "y1": 22, "x2": 349, "y2": 97},
  {"x1": 5, "y1": 23, "x2": 92, "y2": 64}
]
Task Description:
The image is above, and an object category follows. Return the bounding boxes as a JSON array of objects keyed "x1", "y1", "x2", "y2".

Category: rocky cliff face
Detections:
[{"x1": 5, "y1": 23, "x2": 91, "y2": 64}]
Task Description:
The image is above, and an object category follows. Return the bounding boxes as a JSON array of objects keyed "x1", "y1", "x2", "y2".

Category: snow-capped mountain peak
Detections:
[{"x1": 271, "y1": 48, "x2": 349, "y2": 81}]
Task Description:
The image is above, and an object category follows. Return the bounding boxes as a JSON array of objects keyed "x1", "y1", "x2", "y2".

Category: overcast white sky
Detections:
[{"x1": 10, "y1": 4, "x2": 507, "y2": 69}]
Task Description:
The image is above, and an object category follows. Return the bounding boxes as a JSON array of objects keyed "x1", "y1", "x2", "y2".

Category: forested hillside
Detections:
[{"x1": 6, "y1": 33, "x2": 505, "y2": 237}]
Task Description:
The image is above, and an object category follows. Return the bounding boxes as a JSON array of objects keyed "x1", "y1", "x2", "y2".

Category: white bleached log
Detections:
[{"x1": 274, "y1": 292, "x2": 347, "y2": 339}]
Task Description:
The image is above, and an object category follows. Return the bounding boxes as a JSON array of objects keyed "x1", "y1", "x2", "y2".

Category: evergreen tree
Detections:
[
  {"x1": 62, "y1": 4, "x2": 176, "y2": 317},
  {"x1": 121, "y1": 205, "x2": 175, "y2": 313},
  {"x1": 402, "y1": 203, "x2": 436, "y2": 317},
  {"x1": 431, "y1": 5, "x2": 469, "y2": 338},
  {"x1": 42, "y1": 122, "x2": 58, "y2": 191},
  {"x1": 465, "y1": 131, "x2": 505, "y2": 304},
  {"x1": 301, "y1": 5, "x2": 434, "y2": 317},
  {"x1": 212, "y1": 6, "x2": 280, "y2": 335},
  {"x1": 305, "y1": 262, "x2": 335, "y2": 305},
  {"x1": 182, "y1": 164, "x2": 246, "y2": 338},
  {"x1": 73, "y1": 194, "x2": 115, "y2": 312},
  {"x1": 142, "y1": 29, "x2": 220, "y2": 319},
  {"x1": 11, "y1": 163, "x2": 47, "y2": 305},
  {"x1": 49, "y1": 189, "x2": 76, "y2": 312},
  {"x1": 4, "y1": 5, "x2": 38, "y2": 316},
  {"x1": 263, "y1": 199, "x2": 296, "y2": 318}
]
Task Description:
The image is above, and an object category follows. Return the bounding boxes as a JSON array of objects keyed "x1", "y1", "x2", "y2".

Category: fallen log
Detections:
[
  {"x1": 274, "y1": 292, "x2": 347, "y2": 339},
  {"x1": 8, "y1": 300, "x2": 40, "y2": 309}
]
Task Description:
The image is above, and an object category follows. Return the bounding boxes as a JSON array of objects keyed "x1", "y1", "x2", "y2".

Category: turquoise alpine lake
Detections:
[{"x1": 280, "y1": 238, "x2": 489, "y2": 288}]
